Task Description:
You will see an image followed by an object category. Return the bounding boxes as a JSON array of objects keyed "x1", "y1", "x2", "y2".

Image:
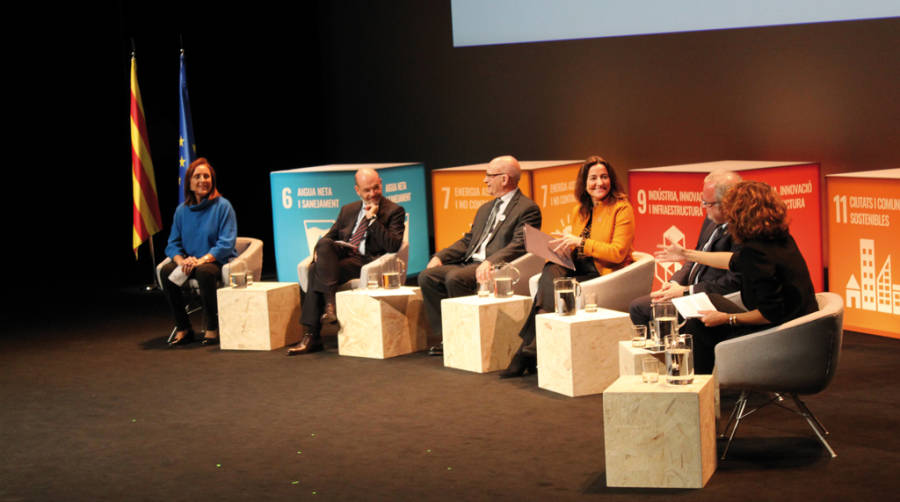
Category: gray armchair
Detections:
[{"x1": 716, "y1": 292, "x2": 844, "y2": 459}]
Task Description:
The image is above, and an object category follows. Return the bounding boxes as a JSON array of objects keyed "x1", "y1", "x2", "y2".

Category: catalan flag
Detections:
[
  {"x1": 131, "y1": 55, "x2": 163, "y2": 257},
  {"x1": 177, "y1": 49, "x2": 196, "y2": 203}
]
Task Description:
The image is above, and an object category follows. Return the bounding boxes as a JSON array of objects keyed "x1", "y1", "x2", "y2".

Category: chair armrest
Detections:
[
  {"x1": 222, "y1": 237, "x2": 264, "y2": 284},
  {"x1": 509, "y1": 253, "x2": 544, "y2": 297},
  {"x1": 579, "y1": 252, "x2": 654, "y2": 312},
  {"x1": 156, "y1": 257, "x2": 173, "y2": 290}
]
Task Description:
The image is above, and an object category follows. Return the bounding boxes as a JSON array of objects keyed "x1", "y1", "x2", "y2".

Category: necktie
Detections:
[
  {"x1": 466, "y1": 199, "x2": 501, "y2": 260},
  {"x1": 348, "y1": 213, "x2": 370, "y2": 248},
  {"x1": 687, "y1": 224, "x2": 722, "y2": 285}
]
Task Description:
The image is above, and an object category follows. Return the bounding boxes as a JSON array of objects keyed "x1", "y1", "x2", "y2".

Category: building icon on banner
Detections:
[
  {"x1": 844, "y1": 239, "x2": 900, "y2": 315},
  {"x1": 655, "y1": 225, "x2": 686, "y2": 284}
]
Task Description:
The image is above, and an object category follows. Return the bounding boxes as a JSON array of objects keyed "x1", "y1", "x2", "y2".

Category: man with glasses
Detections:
[
  {"x1": 628, "y1": 170, "x2": 743, "y2": 326},
  {"x1": 418, "y1": 155, "x2": 542, "y2": 356}
]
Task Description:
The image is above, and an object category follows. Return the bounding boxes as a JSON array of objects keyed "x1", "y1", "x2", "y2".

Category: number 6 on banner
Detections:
[{"x1": 282, "y1": 187, "x2": 292, "y2": 209}]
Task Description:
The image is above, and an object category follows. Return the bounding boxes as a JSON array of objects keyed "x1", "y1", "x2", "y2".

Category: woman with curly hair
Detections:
[
  {"x1": 500, "y1": 156, "x2": 635, "y2": 378},
  {"x1": 655, "y1": 180, "x2": 817, "y2": 373}
]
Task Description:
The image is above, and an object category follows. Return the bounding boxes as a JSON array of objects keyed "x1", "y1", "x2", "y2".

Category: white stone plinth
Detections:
[
  {"x1": 603, "y1": 375, "x2": 717, "y2": 489},
  {"x1": 336, "y1": 287, "x2": 428, "y2": 359},
  {"x1": 442, "y1": 295, "x2": 533, "y2": 373},
  {"x1": 535, "y1": 308, "x2": 632, "y2": 397},
  {"x1": 217, "y1": 282, "x2": 302, "y2": 350},
  {"x1": 618, "y1": 341, "x2": 665, "y2": 376}
]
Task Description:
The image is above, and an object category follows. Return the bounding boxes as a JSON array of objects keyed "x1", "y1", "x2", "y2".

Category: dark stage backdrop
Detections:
[{"x1": 13, "y1": 1, "x2": 897, "y2": 313}]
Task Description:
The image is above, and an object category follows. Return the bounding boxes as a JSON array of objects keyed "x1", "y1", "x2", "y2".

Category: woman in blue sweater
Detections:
[{"x1": 162, "y1": 158, "x2": 237, "y2": 346}]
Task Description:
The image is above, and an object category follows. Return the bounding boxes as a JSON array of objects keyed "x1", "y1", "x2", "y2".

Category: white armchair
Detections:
[
  {"x1": 297, "y1": 241, "x2": 409, "y2": 293},
  {"x1": 156, "y1": 236, "x2": 264, "y2": 342},
  {"x1": 528, "y1": 251, "x2": 655, "y2": 311},
  {"x1": 156, "y1": 236, "x2": 264, "y2": 291},
  {"x1": 508, "y1": 253, "x2": 545, "y2": 297}
]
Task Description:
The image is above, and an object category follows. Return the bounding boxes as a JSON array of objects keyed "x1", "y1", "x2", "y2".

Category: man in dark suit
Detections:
[
  {"x1": 629, "y1": 170, "x2": 742, "y2": 326},
  {"x1": 288, "y1": 168, "x2": 406, "y2": 355},
  {"x1": 418, "y1": 155, "x2": 542, "y2": 355}
]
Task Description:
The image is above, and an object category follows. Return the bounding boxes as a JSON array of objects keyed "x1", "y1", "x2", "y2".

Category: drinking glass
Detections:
[
  {"x1": 665, "y1": 334, "x2": 694, "y2": 385},
  {"x1": 584, "y1": 292, "x2": 597, "y2": 313},
  {"x1": 553, "y1": 277, "x2": 581, "y2": 316},
  {"x1": 631, "y1": 325, "x2": 648, "y2": 347},
  {"x1": 492, "y1": 262, "x2": 520, "y2": 297},
  {"x1": 641, "y1": 356, "x2": 659, "y2": 383},
  {"x1": 229, "y1": 272, "x2": 247, "y2": 288},
  {"x1": 381, "y1": 257, "x2": 405, "y2": 289},
  {"x1": 650, "y1": 301, "x2": 677, "y2": 349}
]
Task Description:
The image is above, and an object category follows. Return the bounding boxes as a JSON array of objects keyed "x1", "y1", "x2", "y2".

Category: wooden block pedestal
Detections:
[{"x1": 603, "y1": 375, "x2": 717, "y2": 488}]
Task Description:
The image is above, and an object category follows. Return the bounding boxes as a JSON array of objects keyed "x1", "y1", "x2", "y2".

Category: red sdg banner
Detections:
[
  {"x1": 826, "y1": 169, "x2": 900, "y2": 339},
  {"x1": 628, "y1": 160, "x2": 823, "y2": 292}
]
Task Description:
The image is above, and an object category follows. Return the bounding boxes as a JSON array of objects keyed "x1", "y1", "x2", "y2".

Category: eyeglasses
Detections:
[{"x1": 700, "y1": 200, "x2": 719, "y2": 208}]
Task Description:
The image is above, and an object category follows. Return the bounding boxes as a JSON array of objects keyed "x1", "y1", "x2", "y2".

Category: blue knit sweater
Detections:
[{"x1": 165, "y1": 196, "x2": 238, "y2": 263}]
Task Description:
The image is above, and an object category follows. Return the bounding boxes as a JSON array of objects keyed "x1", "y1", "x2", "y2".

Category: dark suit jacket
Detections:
[
  {"x1": 323, "y1": 197, "x2": 406, "y2": 260},
  {"x1": 670, "y1": 218, "x2": 741, "y2": 295},
  {"x1": 436, "y1": 189, "x2": 542, "y2": 265}
]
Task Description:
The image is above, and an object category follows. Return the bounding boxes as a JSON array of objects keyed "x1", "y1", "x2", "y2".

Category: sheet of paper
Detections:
[
  {"x1": 167, "y1": 265, "x2": 189, "y2": 286},
  {"x1": 524, "y1": 224, "x2": 575, "y2": 270},
  {"x1": 671, "y1": 292, "x2": 716, "y2": 318}
]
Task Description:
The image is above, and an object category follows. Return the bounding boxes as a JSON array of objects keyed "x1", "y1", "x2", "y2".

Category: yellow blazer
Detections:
[{"x1": 571, "y1": 198, "x2": 635, "y2": 276}]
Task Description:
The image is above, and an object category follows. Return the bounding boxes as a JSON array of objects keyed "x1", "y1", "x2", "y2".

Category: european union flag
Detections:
[{"x1": 177, "y1": 49, "x2": 196, "y2": 204}]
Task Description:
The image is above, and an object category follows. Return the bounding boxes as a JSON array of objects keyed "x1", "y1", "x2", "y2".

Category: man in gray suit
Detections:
[
  {"x1": 629, "y1": 170, "x2": 742, "y2": 326},
  {"x1": 418, "y1": 155, "x2": 542, "y2": 355}
]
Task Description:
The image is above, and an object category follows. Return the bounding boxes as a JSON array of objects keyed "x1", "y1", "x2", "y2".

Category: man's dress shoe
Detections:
[
  {"x1": 428, "y1": 343, "x2": 443, "y2": 356},
  {"x1": 287, "y1": 333, "x2": 324, "y2": 356}
]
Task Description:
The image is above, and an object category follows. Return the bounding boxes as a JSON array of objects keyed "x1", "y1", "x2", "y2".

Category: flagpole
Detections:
[
  {"x1": 145, "y1": 235, "x2": 160, "y2": 291},
  {"x1": 131, "y1": 41, "x2": 165, "y2": 292}
]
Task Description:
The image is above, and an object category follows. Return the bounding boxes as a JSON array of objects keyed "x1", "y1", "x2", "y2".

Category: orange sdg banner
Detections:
[
  {"x1": 826, "y1": 169, "x2": 900, "y2": 339},
  {"x1": 430, "y1": 161, "x2": 582, "y2": 252},
  {"x1": 530, "y1": 163, "x2": 583, "y2": 234},
  {"x1": 431, "y1": 166, "x2": 533, "y2": 251}
]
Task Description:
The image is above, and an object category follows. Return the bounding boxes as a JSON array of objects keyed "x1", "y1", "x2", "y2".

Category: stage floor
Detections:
[{"x1": 2, "y1": 288, "x2": 898, "y2": 501}]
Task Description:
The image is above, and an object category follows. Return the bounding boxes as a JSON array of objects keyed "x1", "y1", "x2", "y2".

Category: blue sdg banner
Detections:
[{"x1": 270, "y1": 163, "x2": 429, "y2": 282}]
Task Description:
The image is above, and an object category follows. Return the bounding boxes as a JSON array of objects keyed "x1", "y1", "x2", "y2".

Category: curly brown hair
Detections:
[{"x1": 721, "y1": 180, "x2": 790, "y2": 242}]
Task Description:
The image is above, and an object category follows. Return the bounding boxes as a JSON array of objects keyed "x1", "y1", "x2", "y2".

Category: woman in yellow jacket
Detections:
[{"x1": 500, "y1": 156, "x2": 635, "y2": 378}]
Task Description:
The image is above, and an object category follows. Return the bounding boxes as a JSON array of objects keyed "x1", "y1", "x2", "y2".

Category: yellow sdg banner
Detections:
[
  {"x1": 430, "y1": 161, "x2": 580, "y2": 251},
  {"x1": 826, "y1": 169, "x2": 900, "y2": 339}
]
